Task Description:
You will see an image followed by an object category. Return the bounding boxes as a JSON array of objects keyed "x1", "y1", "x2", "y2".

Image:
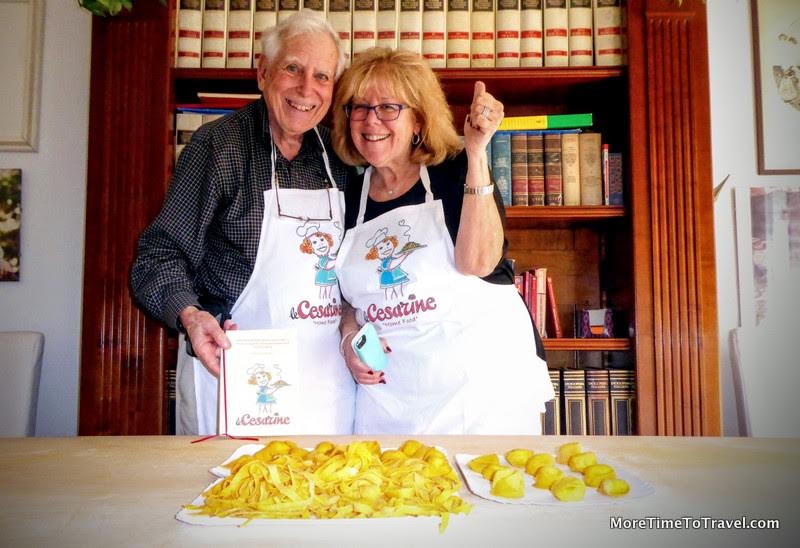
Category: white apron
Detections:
[
  {"x1": 177, "y1": 128, "x2": 355, "y2": 435},
  {"x1": 335, "y1": 165, "x2": 553, "y2": 435}
]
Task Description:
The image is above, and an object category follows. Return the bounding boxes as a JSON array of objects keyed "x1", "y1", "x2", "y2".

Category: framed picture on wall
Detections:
[
  {"x1": 0, "y1": 169, "x2": 21, "y2": 281},
  {"x1": 751, "y1": 0, "x2": 800, "y2": 174}
]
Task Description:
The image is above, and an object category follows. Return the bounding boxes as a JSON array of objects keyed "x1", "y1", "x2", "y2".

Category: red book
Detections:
[{"x1": 546, "y1": 276, "x2": 563, "y2": 338}]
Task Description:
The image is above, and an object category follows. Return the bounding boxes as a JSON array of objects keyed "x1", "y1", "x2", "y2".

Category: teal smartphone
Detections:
[{"x1": 351, "y1": 323, "x2": 388, "y2": 371}]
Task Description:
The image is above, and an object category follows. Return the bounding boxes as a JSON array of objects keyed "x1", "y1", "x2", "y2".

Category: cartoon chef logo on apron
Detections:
[
  {"x1": 290, "y1": 220, "x2": 344, "y2": 324},
  {"x1": 358, "y1": 221, "x2": 439, "y2": 327}
]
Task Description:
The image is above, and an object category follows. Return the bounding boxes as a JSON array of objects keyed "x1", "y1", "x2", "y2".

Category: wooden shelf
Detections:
[
  {"x1": 506, "y1": 205, "x2": 624, "y2": 220},
  {"x1": 543, "y1": 338, "x2": 631, "y2": 351}
]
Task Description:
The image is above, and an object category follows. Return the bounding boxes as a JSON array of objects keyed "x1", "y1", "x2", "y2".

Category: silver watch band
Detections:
[{"x1": 464, "y1": 183, "x2": 495, "y2": 196}]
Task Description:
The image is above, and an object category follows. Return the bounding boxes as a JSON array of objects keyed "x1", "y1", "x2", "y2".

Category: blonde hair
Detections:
[{"x1": 332, "y1": 48, "x2": 463, "y2": 167}]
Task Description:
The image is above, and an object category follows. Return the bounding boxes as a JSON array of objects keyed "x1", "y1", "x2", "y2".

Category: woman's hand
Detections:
[
  {"x1": 463, "y1": 81, "x2": 504, "y2": 156},
  {"x1": 341, "y1": 331, "x2": 388, "y2": 385}
]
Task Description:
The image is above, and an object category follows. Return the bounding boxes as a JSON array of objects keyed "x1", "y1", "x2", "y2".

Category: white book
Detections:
[
  {"x1": 377, "y1": 0, "x2": 399, "y2": 49},
  {"x1": 202, "y1": 0, "x2": 228, "y2": 68},
  {"x1": 353, "y1": 0, "x2": 377, "y2": 57},
  {"x1": 446, "y1": 0, "x2": 470, "y2": 67},
  {"x1": 495, "y1": 0, "x2": 520, "y2": 68},
  {"x1": 620, "y1": 0, "x2": 627, "y2": 65},
  {"x1": 175, "y1": 112, "x2": 203, "y2": 163},
  {"x1": 277, "y1": 0, "x2": 300, "y2": 23},
  {"x1": 568, "y1": 0, "x2": 592, "y2": 66},
  {"x1": 253, "y1": 0, "x2": 278, "y2": 67},
  {"x1": 302, "y1": 0, "x2": 326, "y2": 19},
  {"x1": 593, "y1": 0, "x2": 622, "y2": 66},
  {"x1": 176, "y1": 0, "x2": 203, "y2": 68},
  {"x1": 219, "y1": 329, "x2": 300, "y2": 437},
  {"x1": 398, "y1": 0, "x2": 422, "y2": 54},
  {"x1": 543, "y1": 0, "x2": 568, "y2": 67},
  {"x1": 226, "y1": 0, "x2": 255, "y2": 68},
  {"x1": 561, "y1": 132, "x2": 581, "y2": 205},
  {"x1": 520, "y1": 0, "x2": 543, "y2": 67},
  {"x1": 422, "y1": 0, "x2": 446, "y2": 68},
  {"x1": 327, "y1": 0, "x2": 353, "y2": 60},
  {"x1": 470, "y1": 0, "x2": 495, "y2": 68}
]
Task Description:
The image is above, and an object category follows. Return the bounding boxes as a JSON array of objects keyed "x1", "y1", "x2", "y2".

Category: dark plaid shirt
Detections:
[{"x1": 131, "y1": 100, "x2": 353, "y2": 329}]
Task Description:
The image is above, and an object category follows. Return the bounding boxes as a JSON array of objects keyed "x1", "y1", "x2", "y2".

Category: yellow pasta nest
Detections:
[
  {"x1": 490, "y1": 468, "x2": 526, "y2": 499},
  {"x1": 598, "y1": 478, "x2": 630, "y2": 497},
  {"x1": 467, "y1": 453, "x2": 500, "y2": 474},
  {"x1": 582, "y1": 463, "x2": 616, "y2": 487},
  {"x1": 523, "y1": 453, "x2": 555, "y2": 476},
  {"x1": 533, "y1": 464, "x2": 564, "y2": 489},
  {"x1": 505, "y1": 448, "x2": 535, "y2": 467},
  {"x1": 556, "y1": 442, "x2": 583, "y2": 465},
  {"x1": 550, "y1": 476, "x2": 586, "y2": 502},
  {"x1": 480, "y1": 463, "x2": 508, "y2": 481},
  {"x1": 186, "y1": 440, "x2": 472, "y2": 532},
  {"x1": 567, "y1": 451, "x2": 597, "y2": 473}
]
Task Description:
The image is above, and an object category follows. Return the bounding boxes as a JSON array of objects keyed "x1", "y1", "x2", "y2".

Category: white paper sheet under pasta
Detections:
[{"x1": 455, "y1": 452, "x2": 655, "y2": 506}]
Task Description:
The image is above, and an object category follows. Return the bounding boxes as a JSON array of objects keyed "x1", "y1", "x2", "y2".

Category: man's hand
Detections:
[{"x1": 179, "y1": 306, "x2": 231, "y2": 377}]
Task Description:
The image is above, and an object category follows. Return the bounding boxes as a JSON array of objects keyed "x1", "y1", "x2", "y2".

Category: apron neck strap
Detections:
[
  {"x1": 357, "y1": 165, "x2": 433, "y2": 226},
  {"x1": 270, "y1": 126, "x2": 337, "y2": 191}
]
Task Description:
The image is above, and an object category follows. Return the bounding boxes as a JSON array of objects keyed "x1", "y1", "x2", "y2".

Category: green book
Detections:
[{"x1": 498, "y1": 112, "x2": 593, "y2": 131}]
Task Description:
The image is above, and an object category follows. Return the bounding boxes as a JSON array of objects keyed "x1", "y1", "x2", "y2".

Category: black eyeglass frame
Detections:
[
  {"x1": 275, "y1": 183, "x2": 334, "y2": 222},
  {"x1": 343, "y1": 103, "x2": 408, "y2": 121}
]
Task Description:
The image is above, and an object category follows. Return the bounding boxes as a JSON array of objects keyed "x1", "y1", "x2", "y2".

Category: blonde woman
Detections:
[{"x1": 333, "y1": 48, "x2": 553, "y2": 435}]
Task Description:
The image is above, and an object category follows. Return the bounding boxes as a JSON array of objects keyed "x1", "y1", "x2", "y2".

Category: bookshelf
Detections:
[{"x1": 79, "y1": 0, "x2": 719, "y2": 436}]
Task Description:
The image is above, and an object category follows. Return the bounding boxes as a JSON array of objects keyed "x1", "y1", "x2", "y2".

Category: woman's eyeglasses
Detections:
[{"x1": 344, "y1": 103, "x2": 407, "y2": 121}]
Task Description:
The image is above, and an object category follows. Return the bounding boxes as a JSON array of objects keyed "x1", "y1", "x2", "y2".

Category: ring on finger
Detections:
[{"x1": 480, "y1": 106, "x2": 491, "y2": 118}]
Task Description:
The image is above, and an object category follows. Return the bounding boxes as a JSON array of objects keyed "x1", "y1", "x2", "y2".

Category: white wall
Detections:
[
  {"x1": 707, "y1": 0, "x2": 800, "y2": 435},
  {"x1": 0, "y1": 2, "x2": 91, "y2": 435}
]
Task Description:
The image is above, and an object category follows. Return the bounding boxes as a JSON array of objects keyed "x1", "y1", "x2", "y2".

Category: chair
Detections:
[
  {"x1": 0, "y1": 331, "x2": 44, "y2": 436},
  {"x1": 729, "y1": 325, "x2": 800, "y2": 437}
]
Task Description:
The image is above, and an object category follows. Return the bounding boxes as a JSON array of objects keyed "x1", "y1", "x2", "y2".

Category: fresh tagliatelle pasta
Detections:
[{"x1": 184, "y1": 440, "x2": 472, "y2": 531}]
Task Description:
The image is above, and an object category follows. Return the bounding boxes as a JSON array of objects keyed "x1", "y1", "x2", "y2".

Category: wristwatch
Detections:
[{"x1": 464, "y1": 183, "x2": 494, "y2": 196}]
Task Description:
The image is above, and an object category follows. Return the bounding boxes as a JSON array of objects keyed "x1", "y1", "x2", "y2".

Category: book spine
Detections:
[
  {"x1": 593, "y1": 0, "x2": 622, "y2": 66},
  {"x1": 520, "y1": 0, "x2": 543, "y2": 67},
  {"x1": 586, "y1": 368, "x2": 611, "y2": 435},
  {"x1": 609, "y1": 369, "x2": 636, "y2": 435},
  {"x1": 377, "y1": 0, "x2": 399, "y2": 49},
  {"x1": 567, "y1": 0, "x2": 592, "y2": 66},
  {"x1": 543, "y1": 0, "x2": 568, "y2": 67},
  {"x1": 176, "y1": 0, "x2": 204, "y2": 68},
  {"x1": 353, "y1": 0, "x2": 377, "y2": 57},
  {"x1": 562, "y1": 369, "x2": 587, "y2": 435},
  {"x1": 446, "y1": 0, "x2": 470, "y2": 67},
  {"x1": 543, "y1": 132, "x2": 563, "y2": 206},
  {"x1": 490, "y1": 131, "x2": 512, "y2": 206},
  {"x1": 534, "y1": 266, "x2": 547, "y2": 338},
  {"x1": 620, "y1": 0, "x2": 627, "y2": 65},
  {"x1": 578, "y1": 132, "x2": 602, "y2": 205},
  {"x1": 561, "y1": 131, "x2": 581, "y2": 206},
  {"x1": 510, "y1": 132, "x2": 529, "y2": 206},
  {"x1": 514, "y1": 274, "x2": 524, "y2": 295},
  {"x1": 398, "y1": 0, "x2": 423, "y2": 54},
  {"x1": 607, "y1": 152, "x2": 623, "y2": 206},
  {"x1": 524, "y1": 270, "x2": 535, "y2": 321},
  {"x1": 545, "y1": 112, "x2": 592, "y2": 129},
  {"x1": 470, "y1": 0, "x2": 495, "y2": 68},
  {"x1": 542, "y1": 369, "x2": 561, "y2": 435},
  {"x1": 202, "y1": 0, "x2": 228, "y2": 68},
  {"x1": 422, "y1": 0, "x2": 447, "y2": 68},
  {"x1": 602, "y1": 143, "x2": 609, "y2": 204},
  {"x1": 277, "y1": 0, "x2": 300, "y2": 22},
  {"x1": 527, "y1": 131, "x2": 545, "y2": 206},
  {"x1": 226, "y1": 0, "x2": 254, "y2": 68},
  {"x1": 545, "y1": 275, "x2": 563, "y2": 338},
  {"x1": 175, "y1": 111, "x2": 203, "y2": 163},
  {"x1": 253, "y1": 0, "x2": 278, "y2": 67},
  {"x1": 328, "y1": 0, "x2": 353, "y2": 60},
  {"x1": 302, "y1": 0, "x2": 326, "y2": 19},
  {"x1": 495, "y1": 0, "x2": 521, "y2": 68}
]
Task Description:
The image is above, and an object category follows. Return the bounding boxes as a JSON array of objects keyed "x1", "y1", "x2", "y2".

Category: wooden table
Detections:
[{"x1": 0, "y1": 436, "x2": 797, "y2": 547}]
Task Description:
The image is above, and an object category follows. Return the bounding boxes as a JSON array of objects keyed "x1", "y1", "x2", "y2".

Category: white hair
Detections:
[{"x1": 261, "y1": 9, "x2": 347, "y2": 81}]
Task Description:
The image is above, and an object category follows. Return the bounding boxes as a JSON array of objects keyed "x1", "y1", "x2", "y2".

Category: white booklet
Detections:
[{"x1": 218, "y1": 329, "x2": 299, "y2": 437}]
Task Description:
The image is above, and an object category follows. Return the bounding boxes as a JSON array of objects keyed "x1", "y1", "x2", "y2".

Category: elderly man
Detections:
[{"x1": 131, "y1": 12, "x2": 355, "y2": 436}]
